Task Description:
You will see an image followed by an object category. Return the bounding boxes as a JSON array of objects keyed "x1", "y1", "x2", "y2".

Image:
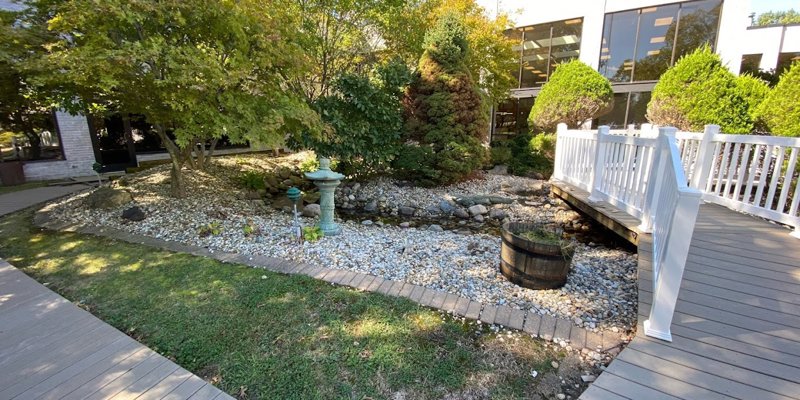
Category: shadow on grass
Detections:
[{"x1": 0, "y1": 211, "x2": 567, "y2": 399}]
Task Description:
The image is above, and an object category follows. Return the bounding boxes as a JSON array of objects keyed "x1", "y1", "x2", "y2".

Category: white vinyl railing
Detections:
[
  {"x1": 554, "y1": 124, "x2": 702, "y2": 342},
  {"x1": 676, "y1": 127, "x2": 800, "y2": 238}
]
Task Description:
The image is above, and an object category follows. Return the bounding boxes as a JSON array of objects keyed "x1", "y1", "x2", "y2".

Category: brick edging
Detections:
[{"x1": 33, "y1": 207, "x2": 627, "y2": 354}]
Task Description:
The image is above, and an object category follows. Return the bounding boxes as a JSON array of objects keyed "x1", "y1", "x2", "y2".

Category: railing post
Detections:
[
  {"x1": 644, "y1": 188, "x2": 702, "y2": 342},
  {"x1": 641, "y1": 123, "x2": 654, "y2": 137},
  {"x1": 637, "y1": 128, "x2": 668, "y2": 233},
  {"x1": 644, "y1": 129, "x2": 702, "y2": 341},
  {"x1": 588, "y1": 126, "x2": 609, "y2": 202},
  {"x1": 689, "y1": 124, "x2": 719, "y2": 190},
  {"x1": 553, "y1": 123, "x2": 568, "y2": 181}
]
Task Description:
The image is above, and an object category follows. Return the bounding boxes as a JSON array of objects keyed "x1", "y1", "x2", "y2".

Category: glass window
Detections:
[
  {"x1": 633, "y1": 5, "x2": 679, "y2": 81},
  {"x1": 598, "y1": 93, "x2": 630, "y2": 129},
  {"x1": 0, "y1": 110, "x2": 63, "y2": 162},
  {"x1": 596, "y1": 91, "x2": 652, "y2": 129},
  {"x1": 627, "y1": 91, "x2": 651, "y2": 127},
  {"x1": 777, "y1": 52, "x2": 800, "y2": 76},
  {"x1": 673, "y1": 0, "x2": 722, "y2": 62},
  {"x1": 550, "y1": 19, "x2": 583, "y2": 70},
  {"x1": 507, "y1": 28, "x2": 523, "y2": 89},
  {"x1": 517, "y1": 97, "x2": 535, "y2": 133},
  {"x1": 494, "y1": 100, "x2": 518, "y2": 136},
  {"x1": 506, "y1": 18, "x2": 583, "y2": 89},
  {"x1": 521, "y1": 25, "x2": 553, "y2": 88},
  {"x1": 492, "y1": 97, "x2": 535, "y2": 138},
  {"x1": 600, "y1": 0, "x2": 722, "y2": 83},
  {"x1": 740, "y1": 53, "x2": 763, "y2": 75},
  {"x1": 599, "y1": 10, "x2": 638, "y2": 82}
]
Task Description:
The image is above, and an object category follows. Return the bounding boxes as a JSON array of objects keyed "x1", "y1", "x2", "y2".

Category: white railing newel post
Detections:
[
  {"x1": 588, "y1": 125, "x2": 609, "y2": 202},
  {"x1": 553, "y1": 123, "x2": 568, "y2": 181},
  {"x1": 637, "y1": 128, "x2": 668, "y2": 233},
  {"x1": 690, "y1": 124, "x2": 719, "y2": 189}
]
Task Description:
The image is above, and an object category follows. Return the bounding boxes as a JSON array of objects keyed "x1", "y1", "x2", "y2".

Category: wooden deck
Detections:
[
  {"x1": 553, "y1": 182, "x2": 800, "y2": 400},
  {"x1": 0, "y1": 259, "x2": 232, "y2": 400}
]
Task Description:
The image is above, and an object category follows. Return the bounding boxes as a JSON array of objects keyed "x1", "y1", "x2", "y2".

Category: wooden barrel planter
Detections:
[{"x1": 499, "y1": 222, "x2": 575, "y2": 290}]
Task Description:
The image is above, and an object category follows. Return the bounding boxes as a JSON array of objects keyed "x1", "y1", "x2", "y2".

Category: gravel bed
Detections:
[{"x1": 45, "y1": 154, "x2": 638, "y2": 333}]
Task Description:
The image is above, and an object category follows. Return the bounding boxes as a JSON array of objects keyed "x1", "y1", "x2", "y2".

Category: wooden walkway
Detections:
[
  {"x1": 0, "y1": 259, "x2": 232, "y2": 400},
  {"x1": 555, "y1": 184, "x2": 800, "y2": 399}
]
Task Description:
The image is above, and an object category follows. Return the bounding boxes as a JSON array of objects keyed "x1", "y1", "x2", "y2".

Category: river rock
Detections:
[
  {"x1": 468, "y1": 204, "x2": 488, "y2": 216},
  {"x1": 454, "y1": 208, "x2": 470, "y2": 218},
  {"x1": 364, "y1": 200, "x2": 378, "y2": 212},
  {"x1": 121, "y1": 206, "x2": 145, "y2": 221},
  {"x1": 489, "y1": 209, "x2": 507, "y2": 219},
  {"x1": 85, "y1": 187, "x2": 133, "y2": 209},
  {"x1": 302, "y1": 204, "x2": 320, "y2": 217},
  {"x1": 439, "y1": 200, "x2": 455, "y2": 213},
  {"x1": 399, "y1": 206, "x2": 415, "y2": 216},
  {"x1": 428, "y1": 224, "x2": 444, "y2": 232}
]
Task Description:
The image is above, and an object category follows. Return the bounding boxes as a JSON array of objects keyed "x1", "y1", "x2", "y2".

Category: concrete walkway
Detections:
[
  {"x1": 0, "y1": 185, "x2": 90, "y2": 217},
  {"x1": 0, "y1": 259, "x2": 232, "y2": 400}
]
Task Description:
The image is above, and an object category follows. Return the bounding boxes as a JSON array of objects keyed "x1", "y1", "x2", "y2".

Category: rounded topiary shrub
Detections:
[
  {"x1": 755, "y1": 61, "x2": 800, "y2": 137},
  {"x1": 735, "y1": 74, "x2": 771, "y2": 132},
  {"x1": 647, "y1": 45, "x2": 752, "y2": 133},
  {"x1": 394, "y1": 12, "x2": 488, "y2": 186},
  {"x1": 528, "y1": 60, "x2": 613, "y2": 131}
]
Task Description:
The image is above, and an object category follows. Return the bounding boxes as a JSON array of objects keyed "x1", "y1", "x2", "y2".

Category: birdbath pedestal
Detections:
[{"x1": 304, "y1": 158, "x2": 344, "y2": 236}]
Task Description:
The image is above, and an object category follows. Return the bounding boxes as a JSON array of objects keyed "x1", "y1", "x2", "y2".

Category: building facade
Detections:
[{"x1": 484, "y1": 0, "x2": 800, "y2": 138}]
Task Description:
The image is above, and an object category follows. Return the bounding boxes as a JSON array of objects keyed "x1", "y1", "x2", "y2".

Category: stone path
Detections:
[
  {"x1": 0, "y1": 259, "x2": 232, "y2": 400},
  {"x1": 0, "y1": 184, "x2": 90, "y2": 217},
  {"x1": 33, "y1": 205, "x2": 627, "y2": 356}
]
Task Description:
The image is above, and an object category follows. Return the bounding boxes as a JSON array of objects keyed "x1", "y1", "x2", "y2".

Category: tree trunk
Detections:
[{"x1": 153, "y1": 124, "x2": 186, "y2": 198}]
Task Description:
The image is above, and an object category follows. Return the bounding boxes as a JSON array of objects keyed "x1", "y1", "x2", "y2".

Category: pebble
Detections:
[{"x1": 45, "y1": 154, "x2": 638, "y2": 334}]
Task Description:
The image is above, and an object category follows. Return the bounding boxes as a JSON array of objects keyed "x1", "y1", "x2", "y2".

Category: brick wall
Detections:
[{"x1": 23, "y1": 111, "x2": 97, "y2": 181}]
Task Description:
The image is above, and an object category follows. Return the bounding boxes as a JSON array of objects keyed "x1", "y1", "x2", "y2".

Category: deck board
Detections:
[
  {"x1": 0, "y1": 259, "x2": 232, "y2": 400},
  {"x1": 554, "y1": 181, "x2": 800, "y2": 400}
]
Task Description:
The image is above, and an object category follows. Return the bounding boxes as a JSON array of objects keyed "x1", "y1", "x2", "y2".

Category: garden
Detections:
[{"x1": 2, "y1": 0, "x2": 799, "y2": 398}]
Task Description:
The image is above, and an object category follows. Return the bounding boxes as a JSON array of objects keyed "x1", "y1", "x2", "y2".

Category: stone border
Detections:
[{"x1": 33, "y1": 206, "x2": 627, "y2": 355}]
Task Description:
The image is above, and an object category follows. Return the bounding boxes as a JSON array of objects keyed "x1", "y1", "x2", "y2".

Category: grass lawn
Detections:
[{"x1": 0, "y1": 210, "x2": 585, "y2": 399}]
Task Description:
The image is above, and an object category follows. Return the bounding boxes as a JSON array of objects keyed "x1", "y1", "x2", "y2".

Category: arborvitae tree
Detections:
[
  {"x1": 647, "y1": 46, "x2": 751, "y2": 133},
  {"x1": 394, "y1": 12, "x2": 488, "y2": 186},
  {"x1": 756, "y1": 62, "x2": 800, "y2": 137},
  {"x1": 735, "y1": 74, "x2": 771, "y2": 132},
  {"x1": 528, "y1": 60, "x2": 613, "y2": 131}
]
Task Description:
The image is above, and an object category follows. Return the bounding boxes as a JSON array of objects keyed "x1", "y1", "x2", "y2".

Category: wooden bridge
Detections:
[{"x1": 551, "y1": 125, "x2": 800, "y2": 399}]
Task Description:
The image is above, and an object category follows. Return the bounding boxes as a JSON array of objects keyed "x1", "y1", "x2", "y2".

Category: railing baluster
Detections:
[
  {"x1": 777, "y1": 147, "x2": 798, "y2": 213},
  {"x1": 733, "y1": 144, "x2": 752, "y2": 203},
  {"x1": 715, "y1": 142, "x2": 731, "y2": 196},
  {"x1": 724, "y1": 143, "x2": 741, "y2": 199},
  {"x1": 766, "y1": 147, "x2": 786, "y2": 211},
  {"x1": 744, "y1": 144, "x2": 761, "y2": 204},
  {"x1": 754, "y1": 145, "x2": 774, "y2": 208}
]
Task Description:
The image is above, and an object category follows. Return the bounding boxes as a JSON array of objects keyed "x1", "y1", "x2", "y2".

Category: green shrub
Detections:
[
  {"x1": 528, "y1": 60, "x2": 613, "y2": 131},
  {"x1": 490, "y1": 145, "x2": 512, "y2": 165},
  {"x1": 735, "y1": 74, "x2": 771, "y2": 132},
  {"x1": 302, "y1": 225, "x2": 324, "y2": 242},
  {"x1": 393, "y1": 145, "x2": 440, "y2": 186},
  {"x1": 394, "y1": 12, "x2": 489, "y2": 186},
  {"x1": 755, "y1": 61, "x2": 800, "y2": 137},
  {"x1": 506, "y1": 132, "x2": 553, "y2": 177},
  {"x1": 291, "y1": 59, "x2": 412, "y2": 176},
  {"x1": 238, "y1": 171, "x2": 266, "y2": 191},
  {"x1": 0, "y1": 131, "x2": 16, "y2": 148},
  {"x1": 530, "y1": 133, "x2": 556, "y2": 161},
  {"x1": 647, "y1": 45, "x2": 752, "y2": 133}
]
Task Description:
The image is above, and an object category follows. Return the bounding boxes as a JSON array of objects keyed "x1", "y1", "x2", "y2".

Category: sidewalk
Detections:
[{"x1": 0, "y1": 184, "x2": 89, "y2": 217}]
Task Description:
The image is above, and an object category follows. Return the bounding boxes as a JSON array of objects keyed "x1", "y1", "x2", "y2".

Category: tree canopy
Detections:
[
  {"x1": 36, "y1": 0, "x2": 322, "y2": 197},
  {"x1": 756, "y1": 9, "x2": 800, "y2": 26},
  {"x1": 379, "y1": 0, "x2": 517, "y2": 104}
]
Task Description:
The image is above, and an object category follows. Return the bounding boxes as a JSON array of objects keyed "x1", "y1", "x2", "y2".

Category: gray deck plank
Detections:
[
  {"x1": 604, "y1": 359, "x2": 732, "y2": 400},
  {"x1": 0, "y1": 260, "x2": 233, "y2": 400},
  {"x1": 565, "y1": 193, "x2": 800, "y2": 400}
]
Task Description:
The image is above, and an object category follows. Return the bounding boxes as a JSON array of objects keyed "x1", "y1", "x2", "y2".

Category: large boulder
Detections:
[
  {"x1": 468, "y1": 204, "x2": 488, "y2": 216},
  {"x1": 85, "y1": 187, "x2": 133, "y2": 209}
]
